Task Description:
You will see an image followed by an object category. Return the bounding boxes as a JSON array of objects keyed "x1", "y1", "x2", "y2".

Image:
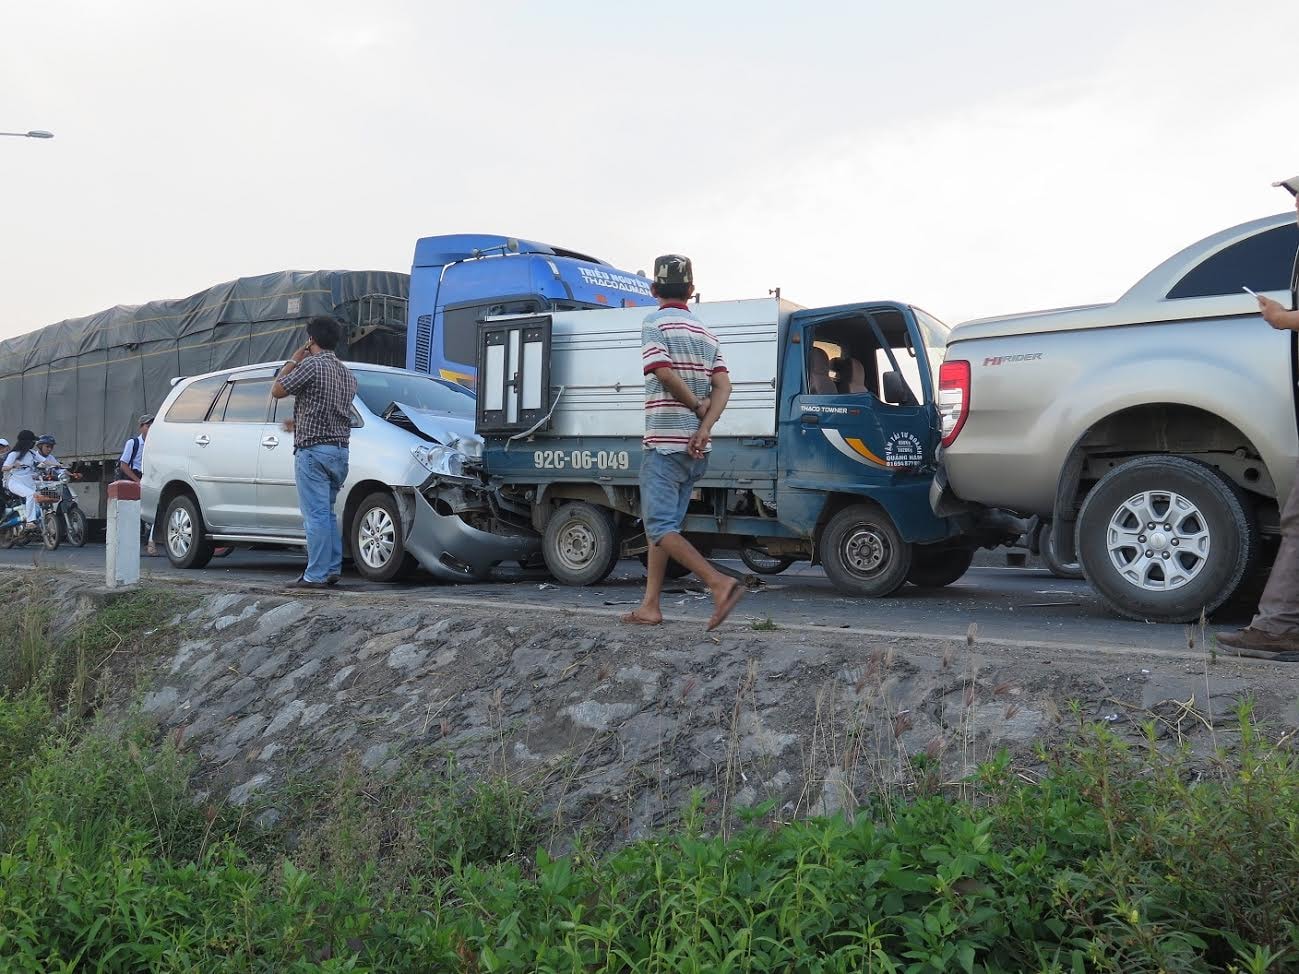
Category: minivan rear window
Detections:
[{"x1": 163, "y1": 375, "x2": 226, "y2": 424}]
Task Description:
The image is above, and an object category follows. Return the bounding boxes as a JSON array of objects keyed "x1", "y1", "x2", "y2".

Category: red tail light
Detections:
[{"x1": 938, "y1": 360, "x2": 970, "y2": 447}]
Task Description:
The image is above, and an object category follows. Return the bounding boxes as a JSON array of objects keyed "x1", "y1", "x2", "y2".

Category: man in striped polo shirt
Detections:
[{"x1": 623, "y1": 254, "x2": 745, "y2": 631}]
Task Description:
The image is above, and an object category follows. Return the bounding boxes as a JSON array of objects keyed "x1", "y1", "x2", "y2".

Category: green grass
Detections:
[
  {"x1": 0, "y1": 573, "x2": 190, "y2": 717},
  {"x1": 2, "y1": 688, "x2": 1298, "y2": 972},
  {"x1": 749, "y1": 615, "x2": 780, "y2": 631},
  {"x1": 3, "y1": 580, "x2": 1299, "y2": 971}
]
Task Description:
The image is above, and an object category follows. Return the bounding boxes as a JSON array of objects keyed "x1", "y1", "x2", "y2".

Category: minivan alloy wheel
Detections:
[
  {"x1": 358, "y1": 507, "x2": 396, "y2": 569},
  {"x1": 168, "y1": 506, "x2": 193, "y2": 557}
]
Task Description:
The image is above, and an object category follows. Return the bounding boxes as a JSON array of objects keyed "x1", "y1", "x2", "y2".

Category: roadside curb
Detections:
[{"x1": 15, "y1": 562, "x2": 1227, "y2": 664}]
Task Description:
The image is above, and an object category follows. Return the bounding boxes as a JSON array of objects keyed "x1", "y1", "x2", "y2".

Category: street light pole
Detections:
[{"x1": 0, "y1": 130, "x2": 54, "y2": 139}]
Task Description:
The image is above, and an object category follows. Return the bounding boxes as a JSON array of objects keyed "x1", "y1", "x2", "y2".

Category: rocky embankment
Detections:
[{"x1": 40, "y1": 574, "x2": 1295, "y2": 845}]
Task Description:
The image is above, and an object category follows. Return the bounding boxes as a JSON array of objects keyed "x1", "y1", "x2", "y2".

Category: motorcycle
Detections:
[
  {"x1": 35, "y1": 466, "x2": 88, "y2": 549},
  {"x1": 0, "y1": 483, "x2": 44, "y2": 549},
  {"x1": 0, "y1": 484, "x2": 27, "y2": 548}
]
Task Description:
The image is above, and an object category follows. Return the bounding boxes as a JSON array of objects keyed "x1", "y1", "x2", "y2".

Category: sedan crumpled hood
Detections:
[{"x1": 388, "y1": 402, "x2": 484, "y2": 456}]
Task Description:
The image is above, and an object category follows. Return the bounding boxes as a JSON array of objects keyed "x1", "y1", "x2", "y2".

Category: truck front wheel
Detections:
[
  {"x1": 819, "y1": 504, "x2": 912, "y2": 597},
  {"x1": 1076, "y1": 455, "x2": 1259, "y2": 623},
  {"x1": 543, "y1": 502, "x2": 620, "y2": 586}
]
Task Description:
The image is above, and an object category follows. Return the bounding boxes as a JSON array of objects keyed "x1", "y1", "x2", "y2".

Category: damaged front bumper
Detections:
[{"x1": 400, "y1": 481, "x2": 539, "y2": 583}]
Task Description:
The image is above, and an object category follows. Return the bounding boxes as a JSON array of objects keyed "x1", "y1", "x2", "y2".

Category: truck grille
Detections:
[{"x1": 414, "y1": 313, "x2": 432, "y2": 372}]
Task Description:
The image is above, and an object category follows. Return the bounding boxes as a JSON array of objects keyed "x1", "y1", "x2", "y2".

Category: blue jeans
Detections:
[
  {"x1": 640, "y1": 449, "x2": 708, "y2": 543},
  {"x1": 295, "y1": 444, "x2": 349, "y2": 582}
]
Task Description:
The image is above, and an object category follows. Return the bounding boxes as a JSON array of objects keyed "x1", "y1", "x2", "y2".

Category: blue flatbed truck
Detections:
[
  {"x1": 464, "y1": 296, "x2": 1019, "y2": 595},
  {"x1": 405, "y1": 234, "x2": 654, "y2": 387}
]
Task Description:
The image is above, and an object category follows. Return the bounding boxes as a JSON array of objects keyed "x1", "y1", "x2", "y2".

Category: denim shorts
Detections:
[{"x1": 640, "y1": 449, "x2": 708, "y2": 543}]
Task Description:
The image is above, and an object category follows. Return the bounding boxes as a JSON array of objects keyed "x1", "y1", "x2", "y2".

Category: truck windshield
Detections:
[
  {"x1": 912, "y1": 307, "x2": 951, "y2": 389},
  {"x1": 354, "y1": 370, "x2": 475, "y2": 417}
]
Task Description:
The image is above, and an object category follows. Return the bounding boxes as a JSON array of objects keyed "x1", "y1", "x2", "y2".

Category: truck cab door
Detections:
[{"x1": 782, "y1": 304, "x2": 938, "y2": 493}]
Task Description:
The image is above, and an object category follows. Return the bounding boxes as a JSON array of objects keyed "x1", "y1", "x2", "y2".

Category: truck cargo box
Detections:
[{"x1": 478, "y1": 297, "x2": 800, "y2": 441}]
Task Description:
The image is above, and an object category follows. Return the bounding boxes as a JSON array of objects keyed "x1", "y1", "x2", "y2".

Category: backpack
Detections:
[{"x1": 127, "y1": 436, "x2": 143, "y2": 471}]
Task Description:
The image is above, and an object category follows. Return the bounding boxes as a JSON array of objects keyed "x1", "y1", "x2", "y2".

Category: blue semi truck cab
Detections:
[
  {"x1": 406, "y1": 234, "x2": 653, "y2": 387},
  {"x1": 460, "y1": 297, "x2": 1020, "y2": 596}
]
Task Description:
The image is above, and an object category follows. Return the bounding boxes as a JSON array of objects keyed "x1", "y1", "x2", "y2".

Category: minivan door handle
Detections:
[
  {"x1": 261, "y1": 435, "x2": 279, "y2": 449},
  {"x1": 194, "y1": 434, "x2": 210, "y2": 447}
]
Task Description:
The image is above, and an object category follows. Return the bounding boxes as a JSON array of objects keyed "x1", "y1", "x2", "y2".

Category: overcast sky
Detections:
[{"x1": 2, "y1": 0, "x2": 1296, "y2": 342}]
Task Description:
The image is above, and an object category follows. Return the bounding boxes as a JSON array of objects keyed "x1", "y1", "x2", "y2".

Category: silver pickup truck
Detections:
[{"x1": 933, "y1": 211, "x2": 1299, "y2": 622}]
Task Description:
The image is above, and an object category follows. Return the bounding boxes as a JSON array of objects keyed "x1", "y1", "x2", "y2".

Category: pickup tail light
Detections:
[{"x1": 938, "y1": 360, "x2": 971, "y2": 447}]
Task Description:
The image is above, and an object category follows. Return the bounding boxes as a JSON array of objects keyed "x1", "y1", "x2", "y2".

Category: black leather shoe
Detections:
[
  {"x1": 326, "y1": 574, "x2": 342, "y2": 586},
  {"x1": 287, "y1": 576, "x2": 328, "y2": 590}
]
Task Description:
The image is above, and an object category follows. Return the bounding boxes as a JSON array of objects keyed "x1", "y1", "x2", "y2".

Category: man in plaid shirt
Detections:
[{"x1": 272, "y1": 315, "x2": 358, "y2": 588}]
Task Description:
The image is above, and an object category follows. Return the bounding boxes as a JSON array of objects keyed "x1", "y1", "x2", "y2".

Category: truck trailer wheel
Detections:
[
  {"x1": 351, "y1": 491, "x2": 417, "y2": 583},
  {"x1": 906, "y1": 544, "x2": 974, "y2": 588},
  {"x1": 819, "y1": 503, "x2": 912, "y2": 597},
  {"x1": 637, "y1": 551, "x2": 692, "y2": 580},
  {"x1": 164, "y1": 494, "x2": 215, "y2": 569},
  {"x1": 1076, "y1": 455, "x2": 1259, "y2": 623},
  {"x1": 739, "y1": 547, "x2": 796, "y2": 575},
  {"x1": 544, "y1": 502, "x2": 620, "y2": 586}
]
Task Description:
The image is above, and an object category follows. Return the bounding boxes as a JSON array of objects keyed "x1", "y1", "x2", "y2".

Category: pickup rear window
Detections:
[{"x1": 1167, "y1": 224, "x2": 1299, "y2": 299}]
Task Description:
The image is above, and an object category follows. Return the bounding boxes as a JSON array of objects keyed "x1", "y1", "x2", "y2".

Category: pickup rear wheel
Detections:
[
  {"x1": 544, "y1": 502, "x2": 620, "y2": 586},
  {"x1": 1076, "y1": 455, "x2": 1259, "y2": 623},
  {"x1": 906, "y1": 544, "x2": 975, "y2": 588},
  {"x1": 1036, "y1": 520, "x2": 1084, "y2": 580},
  {"x1": 819, "y1": 503, "x2": 912, "y2": 597}
]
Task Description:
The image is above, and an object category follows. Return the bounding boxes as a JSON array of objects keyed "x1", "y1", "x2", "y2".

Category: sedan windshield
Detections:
[{"x1": 354, "y1": 370, "x2": 475, "y2": 417}]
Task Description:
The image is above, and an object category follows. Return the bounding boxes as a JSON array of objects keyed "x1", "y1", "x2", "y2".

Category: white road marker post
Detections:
[{"x1": 106, "y1": 480, "x2": 141, "y2": 588}]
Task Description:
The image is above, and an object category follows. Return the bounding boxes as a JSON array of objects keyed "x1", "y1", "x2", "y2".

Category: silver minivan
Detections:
[{"x1": 141, "y1": 362, "x2": 537, "y2": 582}]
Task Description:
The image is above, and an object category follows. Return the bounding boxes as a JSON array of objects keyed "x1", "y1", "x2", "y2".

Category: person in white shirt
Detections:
[
  {"x1": 2, "y1": 430, "x2": 41, "y2": 526},
  {"x1": 118, "y1": 414, "x2": 159, "y2": 556}
]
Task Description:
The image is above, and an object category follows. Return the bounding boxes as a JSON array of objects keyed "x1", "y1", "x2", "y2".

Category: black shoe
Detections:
[
  {"x1": 287, "y1": 576, "x2": 328, "y2": 590},
  {"x1": 326, "y1": 574, "x2": 341, "y2": 586}
]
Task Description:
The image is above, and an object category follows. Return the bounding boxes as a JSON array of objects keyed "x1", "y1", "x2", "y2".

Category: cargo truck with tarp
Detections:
[{"x1": 0, "y1": 270, "x2": 409, "y2": 523}]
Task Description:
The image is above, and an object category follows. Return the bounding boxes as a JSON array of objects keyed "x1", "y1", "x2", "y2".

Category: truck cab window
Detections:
[
  {"x1": 1167, "y1": 223, "x2": 1299, "y2": 299},
  {"x1": 807, "y1": 311, "x2": 921, "y2": 406}
]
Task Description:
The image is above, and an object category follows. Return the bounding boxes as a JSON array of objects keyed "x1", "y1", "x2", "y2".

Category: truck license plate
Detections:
[{"x1": 532, "y1": 449, "x2": 631, "y2": 471}]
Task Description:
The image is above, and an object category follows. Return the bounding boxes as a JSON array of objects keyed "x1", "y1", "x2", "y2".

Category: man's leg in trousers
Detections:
[
  {"x1": 327, "y1": 447, "x2": 348, "y2": 578},
  {"x1": 295, "y1": 448, "x2": 331, "y2": 583},
  {"x1": 1251, "y1": 462, "x2": 1299, "y2": 635}
]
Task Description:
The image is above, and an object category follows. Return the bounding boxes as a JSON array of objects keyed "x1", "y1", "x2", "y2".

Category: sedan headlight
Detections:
[
  {"x1": 448, "y1": 434, "x2": 484, "y2": 460},
  {"x1": 411, "y1": 444, "x2": 473, "y2": 480}
]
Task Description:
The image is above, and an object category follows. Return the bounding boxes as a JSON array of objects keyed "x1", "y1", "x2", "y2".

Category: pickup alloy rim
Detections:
[
  {"x1": 359, "y1": 508, "x2": 396, "y2": 568},
  {"x1": 555, "y1": 521, "x2": 597, "y2": 571},
  {"x1": 1105, "y1": 489, "x2": 1210, "y2": 591},
  {"x1": 842, "y1": 526, "x2": 888, "y2": 578},
  {"x1": 168, "y1": 507, "x2": 193, "y2": 557}
]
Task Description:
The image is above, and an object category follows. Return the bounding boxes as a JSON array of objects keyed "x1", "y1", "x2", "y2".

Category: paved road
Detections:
[{"x1": 2, "y1": 541, "x2": 1246, "y2": 654}]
